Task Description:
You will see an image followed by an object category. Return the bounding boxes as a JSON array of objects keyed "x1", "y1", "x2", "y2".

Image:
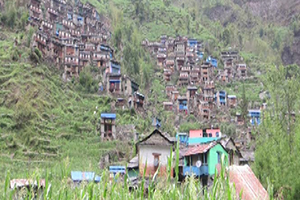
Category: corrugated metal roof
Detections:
[
  {"x1": 71, "y1": 171, "x2": 95, "y2": 182},
  {"x1": 229, "y1": 165, "x2": 268, "y2": 200},
  {"x1": 10, "y1": 179, "x2": 45, "y2": 189},
  {"x1": 100, "y1": 113, "x2": 116, "y2": 119},
  {"x1": 184, "y1": 142, "x2": 217, "y2": 156}
]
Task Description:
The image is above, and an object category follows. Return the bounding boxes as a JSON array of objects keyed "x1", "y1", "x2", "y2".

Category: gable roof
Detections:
[
  {"x1": 136, "y1": 129, "x2": 175, "y2": 147},
  {"x1": 229, "y1": 165, "x2": 268, "y2": 200},
  {"x1": 184, "y1": 141, "x2": 226, "y2": 156},
  {"x1": 218, "y1": 137, "x2": 242, "y2": 158}
]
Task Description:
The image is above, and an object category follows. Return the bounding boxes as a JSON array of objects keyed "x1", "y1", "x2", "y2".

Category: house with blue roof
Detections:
[
  {"x1": 248, "y1": 109, "x2": 261, "y2": 125},
  {"x1": 187, "y1": 39, "x2": 197, "y2": 48},
  {"x1": 100, "y1": 113, "x2": 116, "y2": 140},
  {"x1": 71, "y1": 171, "x2": 101, "y2": 184},
  {"x1": 109, "y1": 166, "x2": 126, "y2": 182}
]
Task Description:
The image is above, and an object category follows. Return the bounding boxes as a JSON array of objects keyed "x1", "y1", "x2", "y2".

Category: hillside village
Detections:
[{"x1": 4, "y1": 0, "x2": 273, "y2": 199}]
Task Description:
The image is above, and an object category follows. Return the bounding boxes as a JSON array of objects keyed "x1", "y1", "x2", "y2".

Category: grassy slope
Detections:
[{"x1": 0, "y1": 30, "x2": 137, "y2": 187}]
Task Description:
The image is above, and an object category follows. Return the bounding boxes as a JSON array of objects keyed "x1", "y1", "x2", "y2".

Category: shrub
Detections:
[{"x1": 78, "y1": 66, "x2": 99, "y2": 93}]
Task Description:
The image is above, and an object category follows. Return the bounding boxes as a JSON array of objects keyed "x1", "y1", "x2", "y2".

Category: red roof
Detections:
[
  {"x1": 184, "y1": 142, "x2": 217, "y2": 156},
  {"x1": 229, "y1": 165, "x2": 268, "y2": 200}
]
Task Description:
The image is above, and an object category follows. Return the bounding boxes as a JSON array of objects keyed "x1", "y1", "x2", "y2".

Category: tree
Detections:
[
  {"x1": 222, "y1": 28, "x2": 230, "y2": 46},
  {"x1": 78, "y1": 66, "x2": 98, "y2": 93},
  {"x1": 254, "y1": 65, "x2": 300, "y2": 199}
]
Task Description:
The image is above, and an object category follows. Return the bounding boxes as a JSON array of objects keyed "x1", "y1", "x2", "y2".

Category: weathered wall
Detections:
[{"x1": 138, "y1": 145, "x2": 172, "y2": 177}]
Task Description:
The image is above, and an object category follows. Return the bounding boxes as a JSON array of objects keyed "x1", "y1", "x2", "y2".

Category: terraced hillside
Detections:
[{"x1": 0, "y1": 30, "x2": 138, "y2": 179}]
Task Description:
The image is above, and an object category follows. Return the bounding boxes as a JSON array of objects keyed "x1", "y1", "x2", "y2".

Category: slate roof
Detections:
[
  {"x1": 240, "y1": 150, "x2": 255, "y2": 162},
  {"x1": 217, "y1": 137, "x2": 242, "y2": 158},
  {"x1": 229, "y1": 165, "x2": 268, "y2": 200},
  {"x1": 136, "y1": 129, "x2": 175, "y2": 146}
]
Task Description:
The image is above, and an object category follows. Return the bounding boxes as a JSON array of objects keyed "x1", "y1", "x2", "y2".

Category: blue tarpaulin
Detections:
[
  {"x1": 100, "y1": 45, "x2": 110, "y2": 51},
  {"x1": 179, "y1": 105, "x2": 188, "y2": 110},
  {"x1": 95, "y1": 176, "x2": 101, "y2": 183},
  {"x1": 71, "y1": 171, "x2": 95, "y2": 182},
  {"x1": 109, "y1": 166, "x2": 126, "y2": 174},
  {"x1": 101, "y1": 113, "x2": 116, "y2": 119},
  {"x1": 206, "y1": 56, "x2": 218, "y2": 67}
]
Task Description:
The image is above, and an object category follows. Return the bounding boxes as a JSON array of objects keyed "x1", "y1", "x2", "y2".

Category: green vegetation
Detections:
[
  {"x1": 0, "y1": 0, "x2": 299, "y2": 199},
  {"x1": 0, "y1": 29, "x2": 142, "y2": 189},
  {"x1": 2, "y1": 147, "x2": 269, "y2": 200},
  {"x1": 255, "y1": 65, "x2": 300, "y2": 199}
]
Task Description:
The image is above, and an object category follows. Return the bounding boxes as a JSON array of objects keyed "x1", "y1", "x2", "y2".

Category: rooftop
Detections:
[
  {"x1": 229, "y1": 165, "x2": 268, "y2": 200},
  {"x1": 184, "y1": 142, "x2": 218, "y2": 156},
  {"x1": 101, "y1": 113, "x2": 116, "y2": 119}
]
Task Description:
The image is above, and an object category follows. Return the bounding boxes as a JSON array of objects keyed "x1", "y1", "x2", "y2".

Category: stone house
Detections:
[
  {"x1": 136, "y1": 129, "x2": 175, "y2": 177},
  {"x1": 100, "y1": 113, "x2": 116, "y2": 140}
]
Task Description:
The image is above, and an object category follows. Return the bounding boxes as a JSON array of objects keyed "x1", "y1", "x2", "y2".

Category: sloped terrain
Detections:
[{"x1": 0, "y1": 30, "x2": 137, "y2": 177}]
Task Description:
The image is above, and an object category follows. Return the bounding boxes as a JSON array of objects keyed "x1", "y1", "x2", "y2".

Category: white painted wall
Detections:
[{"x1": 139, "y1": 145, "x2": 171, "y2": 166}]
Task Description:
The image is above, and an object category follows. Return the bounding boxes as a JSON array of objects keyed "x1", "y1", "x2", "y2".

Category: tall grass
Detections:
[{"x1": 2, "y1": 144, "x2": 275, "y2": 200}]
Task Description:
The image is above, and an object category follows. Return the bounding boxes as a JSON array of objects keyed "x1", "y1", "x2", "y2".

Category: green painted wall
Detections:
[{"x1": 207, "y1": 144, "x2": 228, "y2": 175}]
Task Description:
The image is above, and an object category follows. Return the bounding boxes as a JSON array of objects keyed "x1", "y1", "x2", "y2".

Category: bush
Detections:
[
  {"x1": 27, "y1": 27, "x2": 35, "y2": 47},
  {"x1": 29, "y1": 48, "x2": 42, "y2": 63},
  {"x1": 78, "y1": 66, "x2": 98, "y2": 93}
]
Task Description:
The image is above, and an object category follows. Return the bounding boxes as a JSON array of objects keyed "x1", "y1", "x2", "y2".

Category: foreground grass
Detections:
[{"x1": 1, "y1": 151, "x2": 274, "y2": 200}]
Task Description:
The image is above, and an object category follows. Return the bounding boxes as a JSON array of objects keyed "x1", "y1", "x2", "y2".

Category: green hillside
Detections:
[
  {"x1": 0, "y1": 29, "x2": 140, "y2": 179},
  {"x1": 1, "y1": 0, "x2": 300, "y2": 198}
]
